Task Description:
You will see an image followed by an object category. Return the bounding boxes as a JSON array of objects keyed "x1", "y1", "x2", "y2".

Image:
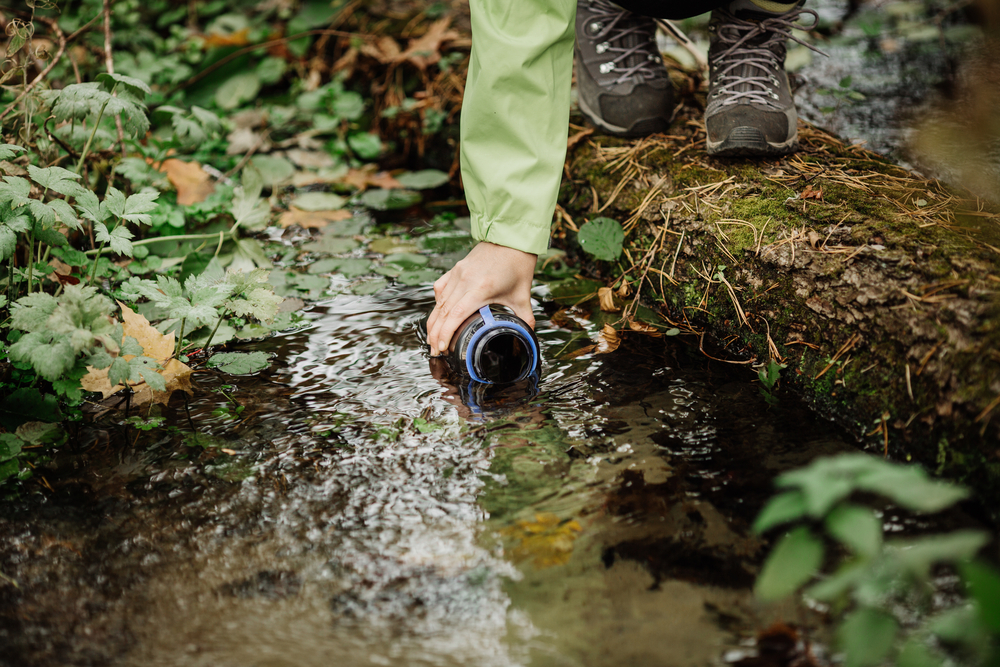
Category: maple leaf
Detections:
[{"x1": 80, "y1": 303, "x2": 193, "y2": 408}]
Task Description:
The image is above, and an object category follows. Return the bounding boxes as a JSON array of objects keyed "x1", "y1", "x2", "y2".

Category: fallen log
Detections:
[{"x1": 556, "y1": 112, "x2": 1000, "y2": 512}]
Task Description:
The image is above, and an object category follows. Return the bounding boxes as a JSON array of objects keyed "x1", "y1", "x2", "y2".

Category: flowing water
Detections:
[{"x1": 0, "y1": 277, "x2": 865, "y2": 667}]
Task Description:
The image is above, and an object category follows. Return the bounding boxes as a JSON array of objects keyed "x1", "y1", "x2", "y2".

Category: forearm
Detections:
[{"x1": 460, "y1": 0, "x2": 576, "y2": 256}]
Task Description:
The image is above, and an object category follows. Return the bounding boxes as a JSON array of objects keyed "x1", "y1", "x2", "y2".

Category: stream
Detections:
[{"x1": 0, "y1": 278, "x2": 864, "y2": 666}]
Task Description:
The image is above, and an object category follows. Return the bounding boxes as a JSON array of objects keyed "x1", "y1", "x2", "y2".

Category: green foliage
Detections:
[
  {"x1": 206, "y1": 351, "x2": 271, "y2": 375},
  {"x1": 753, "y1": 454, "x2": 999, "y2": 667},
  {"x1": 577, "y1": 217, "x2": 625, "y2": 261}
]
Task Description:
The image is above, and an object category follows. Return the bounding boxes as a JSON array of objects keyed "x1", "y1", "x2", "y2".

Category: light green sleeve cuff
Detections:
[{"x1": 460, "y1": 0, "x2": 576, "y2": 257}]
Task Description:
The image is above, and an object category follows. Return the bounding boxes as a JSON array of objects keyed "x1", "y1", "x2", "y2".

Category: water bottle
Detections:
[{"x1": 447, "y1": 305, "x2": 540, "y2": 384}]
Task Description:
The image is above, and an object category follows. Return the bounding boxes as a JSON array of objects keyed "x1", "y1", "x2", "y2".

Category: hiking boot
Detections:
[
  {"x1": 705, "y1": 3, "x2": 820, "y2": 156},
  {"x1": 575, "y1": 0, "x2": 674, "y2": 138}
]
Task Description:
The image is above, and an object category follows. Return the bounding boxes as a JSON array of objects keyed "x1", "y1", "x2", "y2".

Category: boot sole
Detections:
[
  {"x1": 578, "y1": 95, "x2": 672, "y2": 139},
  {"x1": 706, "y1": 126, "x2": 797, "y2": 157}
]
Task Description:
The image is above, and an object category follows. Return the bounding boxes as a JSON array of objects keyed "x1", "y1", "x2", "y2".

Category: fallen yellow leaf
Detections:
[
  {"x1": 81, "y1": 303, "x2": 194, "y2": 408},
  {"x1": 500, "y1": 513, "x2": 583, "y2": 568}
]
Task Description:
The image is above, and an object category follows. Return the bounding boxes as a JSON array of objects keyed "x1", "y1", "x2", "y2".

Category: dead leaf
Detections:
[
  {"x1": 279, "y1": 207, "x2": 353, "y2": 229},
  {"x1": 563, "y1": 323, "x2": 621, "y2": 359},
  {"x1": 361, "y1": 35, "x2": 402, "y2": 63},
  {"x1": 801, "y1": 184, "x2": 823, "y2": 200},
  {"x1": 807, "y1": 230, "x2": 823, "y2": 248},
  {"x1": 616, "y1": 281, "x2": 630, "y2": 298},
  {"x1": 81, "y1": 303, "x2": 193, "y2": 408},
  {"x1": 500, "y1": 513, "x2": 582, "y2": 568},
  {"x1": 627, "y1": 318, "x2": 661, "y2": 336},
  {"x1": 341, "y1": 165, "x2": 403, "y2": 191},
  {"x1": 397, "y1": 18, "x2": 459, "y2": 70},
  {"x1": 226, "y1": 127, "x2": 270, "y2": 155},
  {"x1": 285, "y1": 148, "x2": 336, "y2": 169},
  {"x1": 596, "y1": 324, "x2": 620, "y2": 354},
  {"x1": 48, "y1": 258, "x2": 80, "y2": 286},
  {"x1": 160, "y1": 159, "x2": 215, "y2": 205},
  {"x1": 203, "y1": 28, "x2": 250, "y2": 48},
  {"x1": 597, "y1": 286, "x2": 620, "y2": 312}
]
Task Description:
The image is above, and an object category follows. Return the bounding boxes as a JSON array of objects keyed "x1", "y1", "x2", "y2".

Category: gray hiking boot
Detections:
[
  {"x1": 705, "y1": 4, "x2": 820, "y2": 156},
  {"x1": 575, "y1": 0, "x2": 674, "y2": 138}
]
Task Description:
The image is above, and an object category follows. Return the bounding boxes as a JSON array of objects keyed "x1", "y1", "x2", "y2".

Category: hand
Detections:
[{"x1": 427, "y1": 242, "x2": 537, "y2": 356}]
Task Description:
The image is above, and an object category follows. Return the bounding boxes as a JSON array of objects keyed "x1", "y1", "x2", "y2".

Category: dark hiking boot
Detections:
[
  {"x1": 575, "y1": 0, "x2": 674, "y2": 138},
  {"x1": 705, "y1": 2, "x2": 821, "y2": 156}
]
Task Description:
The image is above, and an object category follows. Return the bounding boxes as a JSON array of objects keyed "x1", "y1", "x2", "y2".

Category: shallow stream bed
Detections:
[{"x1": 0, "y1": 277, "x2": 892, "y2": 667}]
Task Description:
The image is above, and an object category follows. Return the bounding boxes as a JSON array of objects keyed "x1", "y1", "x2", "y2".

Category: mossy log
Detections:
[{"x1": 556, "y1": 114, "x2": 1000, "y2": 508}]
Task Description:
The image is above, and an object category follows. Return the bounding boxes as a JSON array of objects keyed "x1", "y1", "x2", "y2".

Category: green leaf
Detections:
[
  {"x1": 895, "y1": 640, "x2": 940, "y2": 667},
  {"x1": 825, "y1": 504, "x2": 882, "y2": 557},
  {"x1": 135, "y1": 358, "x2": 167, "y2": 391},
  {"x1": 395, "y1": 169, "x2": 450, "y2": 190},
  {"x1": 0, "y1": 175, "x2": 31, "y2": 208},
  {"x1": 10, "y1": 291, "x2": 59, "y2": 332},
  {"x1": 52, "y1": 247, "x2": 90, "y2": 266},
  {"x1": 0, "y1": 225, "x2": 17, "y2": 261},
  {"x1": 358, "y1": 188, "x2": 421, "y2": 211},
  {"x1": 396, "y1": 268, "x2": 441, "y2": 285},
  {"x1": 347, "y1": 132, "x2": 382, "y2": 159},
  {"x1": 960, "y1": 561, "x2": 1000, "y2": 632},
  {"x1": 0, "y1": 144, "x2": 26, "y2": 161},
  {"x1": 74, "y1": 189, "x2": 106, "y2": 223},
  {"x1": 887, "y1": 530, "x2": 989, "y2": 578},
  {"x1": 837, "y1": 608, "x2": 898, "y2": 667},
  {"x1": 753, "y1": 491, "x2": 807, "y2": 533},
  {"x1": 577, "y1": 217, "x2": 624, "y2": 261},
  {"x1": 331, "y1": 91, "x2": 364, "y2": 120},
  {"x1": 48, "y1": 83, "x2": 109, "y2": 122},
  {"x1": 249, "y1": 155, "x2": 295, "y2": 186},
  {"x1": 776, "y1": 466, "x2": 855, "y2": 518},
  {"x1": 806, "y1": 560, "x2": 869, "y2": 601},
  {"x1": 292, "y1": 191, "x2": 346, "y2": 211},
  {"x1": 27, "y1": 165, "x2": 86, "y2": 197},
  {"x1": 15, "y1": 422, "x2": 66, "y2": 447},
  {"x1": 0, "y1": 388, "x2": 63, "y2": 431},
  {"x1": 302, "y1": 235, "x2": 359, "y2": 255},
  {"x1": 0, "y1": 434, "x2": 22, "y2": 462},
  {"x1": 350, "y1": 277, "x2": 388, "y2": 295},
  {"x1": 754, "y1": 526, "x2": 824, "y2": 601},
  {"x1": 855, "y1": 465, "x2": 968, "y2": 513},
  {"x1": 0, "y1": 459, "x2": 20, "y2": 483},
  {"x1": 97, "y1": 71, "x2": 152, "y2": 97},
  {"x1": 206, "y1": 351, "x2": 272, "y2": 375},
  {"x1": 216, "y1": 72, "x2": 262, "y2": 110},
  {"x1": 255, "y1": 57, "x2": 287, "y2": 85}
]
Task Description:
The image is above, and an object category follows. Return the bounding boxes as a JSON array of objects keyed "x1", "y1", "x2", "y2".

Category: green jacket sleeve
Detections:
[{"x1": 460, "y1": 0, "x2": 577, "y2": 257}]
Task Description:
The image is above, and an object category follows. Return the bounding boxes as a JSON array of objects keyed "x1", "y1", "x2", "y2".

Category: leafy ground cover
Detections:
[{"x1": 0, "y1": 0, "x2": 478, "y2": 488}]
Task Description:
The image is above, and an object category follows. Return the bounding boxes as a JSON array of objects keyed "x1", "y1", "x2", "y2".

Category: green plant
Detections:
[
  {"x1": 758, "y1": 359, "x2": 785, "y2": 405},
  {"x1": 753, "y1": 454, "x2": 999, "y2": 667},
  {"x1": 577, "y1": 217, "x2": 625, "y2": 262}
]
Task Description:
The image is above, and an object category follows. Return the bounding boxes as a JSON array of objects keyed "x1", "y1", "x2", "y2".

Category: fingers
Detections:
[{"x1": 429, "y1": 290, "x2": 484, "y2": 357}]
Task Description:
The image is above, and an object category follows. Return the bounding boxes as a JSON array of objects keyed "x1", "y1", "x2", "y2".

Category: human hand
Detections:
[{"x1": 427, "y1": 242, "x2": 537, "y2": 356}]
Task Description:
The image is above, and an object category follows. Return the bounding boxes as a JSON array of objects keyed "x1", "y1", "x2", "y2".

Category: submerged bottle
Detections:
[{"x1": 447, "y1": 305, "x2": 540, "y2": 384}]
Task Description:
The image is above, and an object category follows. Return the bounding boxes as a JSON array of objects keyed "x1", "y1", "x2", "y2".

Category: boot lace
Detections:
[
  {"x1": 583, "y1": 0, "x2": 667, "y2": 85},
  {"x1": 709, "y1": 7, "x2": 825, "y2": 109}
]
